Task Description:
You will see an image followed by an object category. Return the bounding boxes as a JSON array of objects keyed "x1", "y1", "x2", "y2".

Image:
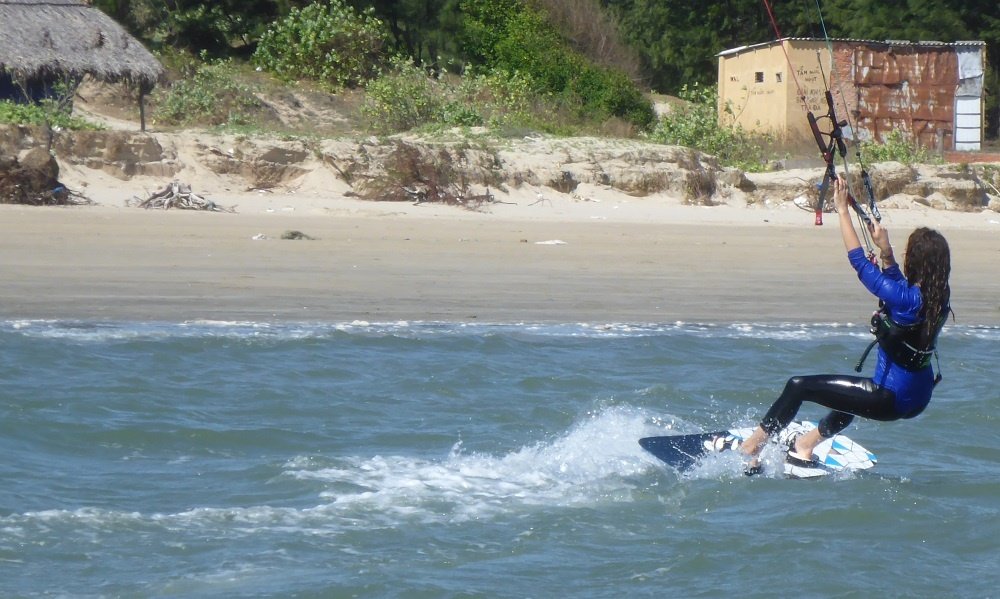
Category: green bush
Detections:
[
  {"x1": 0, "y1": 92, "x2": 100, "y2": 130},
  {"x1": 646, "y1": 83, "x2": 771, "y2": 171},
  {"x1": 363, "y1": 59, "x2": 542, "y2": 134},
  {"x1": 0, "y1": 80, "x2": 101, "y2": 131},
  {"x1": 458, "y1": 0, "x2": 523, "y2": 65},
  {"x1": 490, "y1": 9, "x2": 574, "y2": 92},
  {"x1": 457, "y1": 68, "x2": 536, "y2": 129},
  {"x1": 156, "y1": 57, "x2": 262, "y2": 127},
  {"x1": 362, "y1": 58, "x2": 444, "y2": 134},
  {"x1": 568, "y1": 66, "x2": 655, "y2": 129},
  {"x1": 860, "y1": 129, "x2": 940, "y2": 165},
  {"x1": 253, "y1": 0, "x2": 390, "y2": 90},
  {"x1": 459, "y1": 0, "x2": 653, "y2": 130}
]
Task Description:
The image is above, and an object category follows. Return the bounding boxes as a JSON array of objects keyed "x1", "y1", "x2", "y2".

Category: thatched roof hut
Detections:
[{"x1": 0, "y1": 0, "x2": 164, "y2": 129}]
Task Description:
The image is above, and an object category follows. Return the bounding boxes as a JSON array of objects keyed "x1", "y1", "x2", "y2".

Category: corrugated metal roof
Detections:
[{"x1": 717, "y1": 37, "x2": 985, "y2": 57}]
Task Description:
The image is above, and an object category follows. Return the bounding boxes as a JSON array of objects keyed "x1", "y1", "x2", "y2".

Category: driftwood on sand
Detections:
[{"x1": 128, "y1": 181, "x2": 236, "y2": 212}]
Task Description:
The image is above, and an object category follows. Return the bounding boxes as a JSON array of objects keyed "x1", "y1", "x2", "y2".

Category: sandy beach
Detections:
[{"x1": 2, "y1": 177, "x2": 998, "y2": 325}]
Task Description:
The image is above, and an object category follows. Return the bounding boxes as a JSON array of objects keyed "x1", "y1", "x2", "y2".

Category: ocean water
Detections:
[{"x1": 1, "y1": 319, "x2": 997, "y2": 598}]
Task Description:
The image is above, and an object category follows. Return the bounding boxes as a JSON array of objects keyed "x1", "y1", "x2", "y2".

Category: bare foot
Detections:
[
  {"x1": 740, "y1": 426, "x2": 768, "y2": 458},
  {"x1": 740, "y1": 426, "x2": 769, "y2": 473},
  {"x1": 790, "y1": 428, "x2": 824, "y2": 460}
]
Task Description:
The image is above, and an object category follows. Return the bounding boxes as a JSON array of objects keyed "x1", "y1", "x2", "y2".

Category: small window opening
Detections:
[{"x1": 754, "y1": 71, "x2": 765, "y2": 83}]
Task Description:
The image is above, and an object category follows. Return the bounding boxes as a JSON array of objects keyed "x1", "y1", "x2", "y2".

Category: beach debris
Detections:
[
  {"x1": 535, "y1": 239, "x2": 567, "y2": 245},
  {"x1": 794, "y1": 193, "x2": 834, "y2": 213},
  {"x1": 549, "y1": 170, "x2": 579, "y2": 193},
  {"x1": 127, "y1": 181, "x2": 236, "y2": 212},
  {"x1": 251, "y1": 231, "x2": 314, "y2": 241},
  {"x1": 281, "y1": 230, "x2": 315, "y2": 240},
  {"x1": 0, "y1": 149, "x2": 92, "y2": 206},
  {"x1": 530, "y1": 192, "x2": 551, "y2": 207},
  {"x1": 355, "y1": 141, "x2": 501, "y2": 212}
]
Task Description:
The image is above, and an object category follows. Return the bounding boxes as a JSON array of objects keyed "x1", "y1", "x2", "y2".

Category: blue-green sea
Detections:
[{"x1": 2, "y1": 319, "x2": 997, "y2": 598}]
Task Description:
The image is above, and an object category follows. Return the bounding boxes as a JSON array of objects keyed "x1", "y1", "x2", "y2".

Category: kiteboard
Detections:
[{"x1": 639, "y1": 420, "x2": 876, "y2": 478}]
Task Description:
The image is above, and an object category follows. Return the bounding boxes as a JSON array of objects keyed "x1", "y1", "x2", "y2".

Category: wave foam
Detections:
[
  {"x1": 1, "y1": 408, "x2": 669, "y2": 535},
  {"x1": 291, "y1": 406, "x2": 662, "y2": 522},
  {"x1": 9, "y1": 319, "x2": 989, "y2": 343}
]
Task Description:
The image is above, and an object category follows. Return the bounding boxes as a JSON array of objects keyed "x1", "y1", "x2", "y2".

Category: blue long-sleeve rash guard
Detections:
[{"x1": 848, "y1": 247, "x2": 936, "y2": 417}]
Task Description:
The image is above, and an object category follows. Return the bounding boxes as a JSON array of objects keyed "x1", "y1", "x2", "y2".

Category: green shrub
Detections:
[
  {"x1": 568, "y1": 65, "x2": 654, "y2": 129},
  {"x1": 440, "y1": 100, "x2": 484, "y2": 128},
  {"x1": 646, "y1": 83, "x2": 771, "y2": 171},
  {"x1": 459, "y1": 0, "x2": 653, "y2": 130},
  {"x1": 860, "y1": 129, "x2": 940, "y2": 165},
  {"x1": 458, "y1": 0, "x2": 523, "y2": 65},
  {"x1": 454, "y1": 67, "x2": 536, "y2": 129},
  {"x1": 156, "y1": 57, "x2": 262, "y2": 127},
  {"x1": 253, "y1": 0, "x2": 390, "y2": 90},
  {"x1": 362, "y1": 58, "x2": 444, "y2": 134},
  {"x1": 0, "y1": 99, "x2": 101, "y2": 130},
  {"x1": 0, "y1": 80, "x2": 101, "y2": 131},
  {"x1": 490, "y1": 9, "x2": 574, "y2": 92},
  {"x1": 363, "y1": 58, "x2": 545, "y2": 134}
]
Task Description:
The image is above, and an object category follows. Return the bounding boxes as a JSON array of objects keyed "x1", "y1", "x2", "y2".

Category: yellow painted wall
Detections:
[
  {"x1": 718, "y1": 40, "x2": 835, "y2": 142},
  {"x1": 718, "y1": 44, "x2": 787, "y2": 134},
  {"x1": 785, "y1": 41, "x2": 841, "y2": 141}
]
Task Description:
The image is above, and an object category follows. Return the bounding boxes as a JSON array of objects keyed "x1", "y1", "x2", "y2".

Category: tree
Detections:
[
  {"x1": 365, "y1": 0, "x2": 465, "y2": 69},
  {"x1": 606, "y1": 0, "x2": 775, "y2": 93},
  {"x1": 254, "y1": 0, "x2": 391, "y2": 89},
  {"x1": 533, "y1": 0, "x2": 643, "y2": 81},
  {"x1": 819, "y1": 0, "x2": 967, "y2": 41},
  {"x1": 94, "y1": 0, "x2": 289, "y2": 55},
  {"x1": 813, "y1": 0, "x2": 996, "y2": 137},
  {"x1": 951, "y1": 0, "x2": 1000, "y2": 136}
]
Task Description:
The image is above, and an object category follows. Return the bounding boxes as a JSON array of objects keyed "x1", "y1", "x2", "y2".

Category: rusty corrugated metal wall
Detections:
[
  {"x1": 834, "y1": 43, "x2": 960, "y2": 151},
  {"x1": 718, "y1": 39, "x2": 984, "y2": 150}
]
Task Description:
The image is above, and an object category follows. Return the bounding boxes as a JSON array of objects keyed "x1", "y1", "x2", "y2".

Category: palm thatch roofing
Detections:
[{"x1": 0, "y1": 0, "x2": 164, "y2": 87}]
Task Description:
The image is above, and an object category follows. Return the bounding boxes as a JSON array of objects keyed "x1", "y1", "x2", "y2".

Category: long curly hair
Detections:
[{"x1": 903, "y1": 227, "x2": 951, "y2": 345}]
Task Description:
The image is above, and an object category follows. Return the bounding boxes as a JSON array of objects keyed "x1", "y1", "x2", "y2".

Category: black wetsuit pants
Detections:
[{"x1": 760, "y1": 374, "x2": 902, "y2": 439}]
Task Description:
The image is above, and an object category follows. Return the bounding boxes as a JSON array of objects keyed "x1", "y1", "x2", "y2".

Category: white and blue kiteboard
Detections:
[{"x1": 639, "y1": 420, "x2": 876, "y2": 478}]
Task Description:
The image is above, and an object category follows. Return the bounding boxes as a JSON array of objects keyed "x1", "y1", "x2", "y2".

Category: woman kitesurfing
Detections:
[{"x1": 738, "y1": 175, "x2": 952, "y2": 475}]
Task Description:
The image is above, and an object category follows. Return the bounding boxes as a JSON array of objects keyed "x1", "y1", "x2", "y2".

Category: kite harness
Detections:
[{"x1": 854, "y1": 303, "x2": 949, "y2": 384}]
